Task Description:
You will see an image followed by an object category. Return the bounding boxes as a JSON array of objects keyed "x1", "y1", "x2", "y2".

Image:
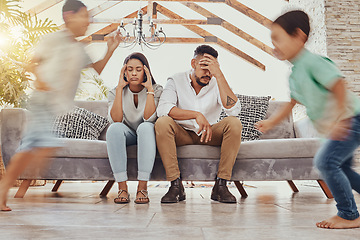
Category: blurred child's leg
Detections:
[
  {"x1": 343, "y1": 156, "x2": 360, "y2": 194},
  {"x1": 0, "y1": 151, "x2": 34, "y2": 211},
  {"x1": 314, "y1": 115, "x2": 360, "y2": 229},
  {"x1": 0, "y1": 147, "x2": 57, "y2": 211}
]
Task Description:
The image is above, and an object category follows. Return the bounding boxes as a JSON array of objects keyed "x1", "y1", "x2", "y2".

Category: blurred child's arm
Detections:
[
  {"x1": 329, "y1": 78, "x2": 351, "y2": 140},
  {"x1": 26, "y1": 58, "x2": 51, "y2": 91},
  {"x1": 91, "y1": 33, "x2": 121, "y2": 75},
  {"x1": 331, "y1": 78, "x2": 347, "y2": 117},
  {"x1": 92, "y1": 50, "x2": 113, "y2": 75},
  {"x1": 255, "y1": 99, "x2": 297, "y2": 133}
]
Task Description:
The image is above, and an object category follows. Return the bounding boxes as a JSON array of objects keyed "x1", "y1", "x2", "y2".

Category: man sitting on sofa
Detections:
[{"x1": 155, "y1": 45, "x2": 242, "y2": 204}]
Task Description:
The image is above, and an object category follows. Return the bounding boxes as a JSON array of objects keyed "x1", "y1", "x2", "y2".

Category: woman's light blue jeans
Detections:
[
  {"x1": 314, "y1": 114, "x2": 360, "y2": 220},
  {"x1": 106, "y1": 122, "x2": 156, "y2": 183}
]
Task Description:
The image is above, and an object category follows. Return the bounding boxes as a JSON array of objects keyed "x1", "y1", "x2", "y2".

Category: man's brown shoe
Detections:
[
  {"x1": 211, "y1": 178, "x2": 237, "y2": 203},
  {"x1": 161, "y1": 178, "x2": 186, "y2": 203}
]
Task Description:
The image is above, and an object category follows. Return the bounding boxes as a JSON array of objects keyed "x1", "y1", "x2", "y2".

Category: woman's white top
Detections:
[{"x1": 108, "y1": 84, "x2": 163, "y2": 130}]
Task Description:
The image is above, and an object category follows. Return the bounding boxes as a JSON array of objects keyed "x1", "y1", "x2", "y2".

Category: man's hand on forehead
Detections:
[{"x1": 202, "y1": 53, "x2": 217, "y2": 60}]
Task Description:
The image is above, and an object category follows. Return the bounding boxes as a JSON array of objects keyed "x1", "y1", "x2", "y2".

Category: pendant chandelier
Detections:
[{"x1": 117, "y1": 10, "x2": 166, "y2": 49}]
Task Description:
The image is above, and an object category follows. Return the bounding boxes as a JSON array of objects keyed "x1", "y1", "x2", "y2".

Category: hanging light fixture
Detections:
[{"x1": 117, "y1": 10, "x2": 166, "y2": 49}]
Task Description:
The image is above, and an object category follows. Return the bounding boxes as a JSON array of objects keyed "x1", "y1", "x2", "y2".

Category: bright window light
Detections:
[
  {"x1": 0, "y1": 32, "x2": 9, "y2": 48},
  {"x1": 10, "y1": 25, "x2": 27, "y2": 43}
]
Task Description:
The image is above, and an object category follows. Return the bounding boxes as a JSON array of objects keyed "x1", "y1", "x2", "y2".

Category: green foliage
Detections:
[
  {"x1": 0, "y1": 0, "x2": 58, "y2": 107},
  {"x1": 76, "y1": 69, "x2": 109, "y2": 101}
]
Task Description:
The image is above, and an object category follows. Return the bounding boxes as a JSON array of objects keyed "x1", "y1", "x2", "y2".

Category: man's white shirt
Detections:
[{"x1": 157, "y1": 70, "x2": 241, "y2": 134}]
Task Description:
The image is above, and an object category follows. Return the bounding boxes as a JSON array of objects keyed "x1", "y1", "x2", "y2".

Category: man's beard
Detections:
[{"x1": 195, "y1": 75, "x2": 211, "y2": 87}]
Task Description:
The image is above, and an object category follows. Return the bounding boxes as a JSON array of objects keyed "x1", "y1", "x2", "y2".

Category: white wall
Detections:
[
  {"x1": 285, "y1": 0, "x2": 327, "y2": 120},
  {"x1": 84, "y1": 0, "x2": 292, "y2": 101},
  {"x1": 22, "y1": 0, "x2": 329, "y2": 101},
  {"x1": 286, "y1": 0, "x2": 327, "y2": 55}
]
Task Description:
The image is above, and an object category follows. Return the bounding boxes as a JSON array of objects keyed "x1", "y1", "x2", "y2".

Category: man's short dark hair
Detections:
[
  {"x1": 194, "y1": 45, "x2": 218, "y2": 59},
  {"x1": 62, "y1": 0, "x2": 86, "y2": 14}
]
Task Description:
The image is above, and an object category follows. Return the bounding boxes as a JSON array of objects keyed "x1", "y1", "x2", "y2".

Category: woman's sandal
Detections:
[
  {"x1": 114, "y1": 189, "x2": 130, "y2": 204},
  {"x1": 134, "y1": 190, "x2": 150, "y2": 204}
]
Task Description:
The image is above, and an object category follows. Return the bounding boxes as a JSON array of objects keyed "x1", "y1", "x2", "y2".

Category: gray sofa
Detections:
[{"x1": 1, "y1": 100, "x2": 333, "y2": 199}]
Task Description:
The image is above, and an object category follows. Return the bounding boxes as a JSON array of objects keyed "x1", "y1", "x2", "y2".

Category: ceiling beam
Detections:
[
  {"x1": 151, "y1": 2, "x2": 158, "y2": 35},
  {"x1": 92, "y1": 18, "x2": 211, "y2": 25},
  {"x1": 98, "y1": 0, "x2": 226, "y2": 2},
  {"x1": 224, "y1": 0, "x2": 272, "y2": 29},
  {"x1": 157, "y1": 4, "x2": 265, "y2": 71},
  {"x1": 84, "y1": 36, "x2": 205, "y2": 44},
  {"x1": 88, "y1": 1, "x2": 123, "y2": 17},
  {"x1": 81, "y1": 6, "x2": 148, "y2": 43},
  {"x1": 26, "y1": 0, "x2": 64, "y2": 16},
  {"x1": 182, "y1": 2, "x2": 273, "y2": 56},
  {"x1": 59, "y1": 1, "x2": 124, "y2": 30}
]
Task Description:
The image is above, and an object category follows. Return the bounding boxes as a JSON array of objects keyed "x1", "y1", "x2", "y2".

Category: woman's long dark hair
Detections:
[{"x1": 123, "y1": 52, "x2": 156, "y2": 84}]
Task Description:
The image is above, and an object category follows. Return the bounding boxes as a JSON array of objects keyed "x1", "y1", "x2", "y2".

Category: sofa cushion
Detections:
[
  {"x1": 55, "y1": 138, "x2": 321, "y2": 160},
  {"x1": 53, "y1": 107, "x2": 109, "y2": 140},
  {"x1": 219, "y1": 94, "x2": 271, "y2": 141},
  {"x1": 55, "y1": 139, "x2": 108, "y2": 158},
  {"x1": 260, "y1": 101, "x2": 295, "y2": 139},
  {"x1": 176, "y1": 138, "x2": 321, "y2": 159}
]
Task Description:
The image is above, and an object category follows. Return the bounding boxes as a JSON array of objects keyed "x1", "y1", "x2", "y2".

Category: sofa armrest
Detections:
[
  {"x1": 1, "y1": 108, "x2": 28, "y2": 167},
  {"x1": 294, "y1": 117, "x2": 319, "y2": 138}
]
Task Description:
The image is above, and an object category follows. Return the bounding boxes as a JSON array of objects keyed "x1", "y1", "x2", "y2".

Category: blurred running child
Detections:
[
  {"x1": 0, "y1": 0, "x2": 120, "y2": 211},
  {"x1": 256, "y1": 10, "x2": 360, "y2": 229}
]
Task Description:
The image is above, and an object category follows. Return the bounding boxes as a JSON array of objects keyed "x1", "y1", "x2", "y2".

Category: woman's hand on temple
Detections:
[
  {"x1": 117, "y1": 65, "x2": 128, "y2": 90},
  {"x1": 141, "y1": 65, "x2": 153, "y2": 92}
]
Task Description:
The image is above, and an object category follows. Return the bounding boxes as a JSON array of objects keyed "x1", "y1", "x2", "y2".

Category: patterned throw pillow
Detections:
[
  {"x1": 53, "y1": 107, "x2": 109, "y2": 140},
  {"x1": 219, "y1": 94, "x2": 271, "y2": 141}
]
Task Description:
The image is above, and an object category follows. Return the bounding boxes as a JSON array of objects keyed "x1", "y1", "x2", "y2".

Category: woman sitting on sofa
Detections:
[{"x1": 106, "y1": 52, "x2": 163, "y2": 204}]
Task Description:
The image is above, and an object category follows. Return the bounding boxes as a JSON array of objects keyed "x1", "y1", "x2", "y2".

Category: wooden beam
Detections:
[
  {"x1": 92, "y1": 18, "x2": 208, "y2": 25},
  {"x1": 183, "y1": 2, "x2": 218, "y2": 18},
  {"x1": 84, "y1": 37, "x2": 205, "y2": 44},
  {"x1": 217, "y1": 39, "x2": 265, "y2": 70},
  {"x1": 152, "y1": 2, "x2": 158, "y2": 19},
  {"x1": 27, "y1": 0, "x2": 123, "y2": 16},
  {"x1": 80, "y1": 6, "x2": 148, "y2": 43},
  {"x1": 148, "y1": 1, "x2": 154, "y2": 20},
  {"x1": 225, "y1": 0, "x2": 272, "y2": 29},
  {"x1": 101, "y1": 0, "x2": 225, "y2": 2},
  {"x1": 183, "y1": 2, "x2": 273, "y2": 56},
  {"x1": 157, "y1": 4, "x2": 211, "y2": 37},
  {"x1": 151, "y1": 2, "x2": 158, "y2": 35},
  {"x1": 157, "y1": 4, "x2": 265, "y2": 71},
  {"x1": 26, "y1": 0, "x2": 64, "y2": 16},
  {"x1": 59, "y1": 0, "x2": 125, "y2": 30},
  {"x1": 88, "y1": 1, "x2": 123, "y2": 17}
]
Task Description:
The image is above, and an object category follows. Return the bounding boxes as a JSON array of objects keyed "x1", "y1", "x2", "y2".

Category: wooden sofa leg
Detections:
[
  {"x1": 287, "y1": 180, "x2": 299, "y2": 193},
  {"x1": 234, "y1": 181, "x2": 248, "y2": 198},
  {"x1": 14, "y1": 179, "x2": 32, "y2": 198},
  {"x1": 317, "y1": 180, "x2": 333, "y2": 199},
  {"x1": 99, "y1": 180, "x2": 115, "y2": 197},
  {"x1": 52, "y1": 180, "x2": 63, "y2": 192}
]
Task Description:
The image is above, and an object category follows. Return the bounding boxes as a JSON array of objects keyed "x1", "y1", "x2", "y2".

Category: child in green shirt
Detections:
[{"x1": 256, "y1": 10, "x2": 360, "y2": 229}]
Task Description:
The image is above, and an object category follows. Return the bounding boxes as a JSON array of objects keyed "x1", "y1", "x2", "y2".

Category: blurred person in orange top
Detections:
[{"x1": 0, "y1": 0, "x2": 121, "y2": 211}]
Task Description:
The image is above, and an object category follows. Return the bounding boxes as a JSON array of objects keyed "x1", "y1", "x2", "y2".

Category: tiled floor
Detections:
[{"x1": 1, "y1": 180, "x2": 360, "y2": 240}]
